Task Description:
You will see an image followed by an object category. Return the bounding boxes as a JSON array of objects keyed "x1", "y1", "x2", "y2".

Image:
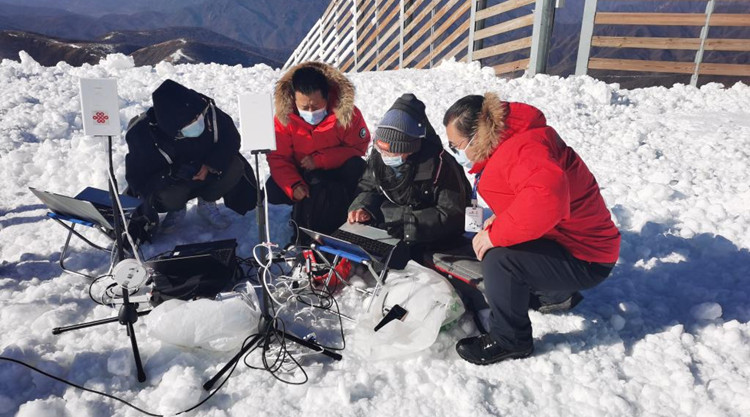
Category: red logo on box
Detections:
[{"x1": 93, "y1": 111, "x2": 109, "y2": 124}]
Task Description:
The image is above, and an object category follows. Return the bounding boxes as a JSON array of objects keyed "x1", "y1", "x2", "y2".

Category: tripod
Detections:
[
  {"x1": 203, "y1": 150, "x2": 342, "y2": 391},
  {"x1": 51, "y1": 135, "x2": 148, "y2": 383}
]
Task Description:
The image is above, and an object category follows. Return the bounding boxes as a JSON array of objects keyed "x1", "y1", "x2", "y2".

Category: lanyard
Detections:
[{"x1": 471, "y1": 171, "x2": 483, "y2": 206}]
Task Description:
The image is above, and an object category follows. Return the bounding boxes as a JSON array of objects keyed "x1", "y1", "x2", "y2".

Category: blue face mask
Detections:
[
  {"x1": 454, "y1": 148, "x2": 473, "y2": 169},
  {"x1": 381, "y1": 154, "x2": 404, "y2": 168},
  {"x1": 179, "y1": 114, "x2": 205, "y2": 138},
  {"x1": 451, "y1": 135, "x2": 475, "y2": 169},
  {"x1": 298, "y1": 107, "x2": 328, "y2": 126}
]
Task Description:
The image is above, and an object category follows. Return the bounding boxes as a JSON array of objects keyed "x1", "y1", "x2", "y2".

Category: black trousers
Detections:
[
  {"x1": 265, "y1": 156, "x2": 366, "y2": 205},
  {"x1": 482, "y1": 239, "x2": 613, "y2": 351},
  {"x1": 153, "y1": 155, "x2": 244, "y2": 213}
]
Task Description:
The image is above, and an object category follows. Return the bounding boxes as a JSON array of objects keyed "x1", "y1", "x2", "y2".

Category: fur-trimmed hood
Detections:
[
  {"x1": 470, "y1": 92, "x2": 508, "y2": 162},
  {"x1": 470, "y1": 92, "x2": 548, "y2": 163},
  {"x1": 274, "y1": 61, "x2": 356, "y2": 128}
]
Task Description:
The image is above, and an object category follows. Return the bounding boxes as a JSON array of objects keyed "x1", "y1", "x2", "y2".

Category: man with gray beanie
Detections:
[{"x1": 348, "y1": 93, "x2": 471, "y2": 260}]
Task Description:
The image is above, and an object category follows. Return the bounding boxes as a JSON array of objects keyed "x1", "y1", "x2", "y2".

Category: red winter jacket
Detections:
[
  {"x1": 470, "y1": 101, "x2": 620, "y2": 263},
  {"x1": 268, "y1": 62, "x2": 371, "y2": 199},
  {"x1": 268, "y1": 108, "x2": 370, "y2": 198}
]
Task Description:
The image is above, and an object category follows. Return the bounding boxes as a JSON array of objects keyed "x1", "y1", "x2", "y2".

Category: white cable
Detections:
[
  {"x1": 253, "y1": 243, "x2": 285, "y2": 307},
  {"x1": 262, "y1": 174, "x2": 271, "y2": 249}
]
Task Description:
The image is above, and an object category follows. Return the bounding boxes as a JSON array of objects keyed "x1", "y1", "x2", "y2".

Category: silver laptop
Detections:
[{"x1": 31, "y1": 187, "x2": 114, "y2": 229}]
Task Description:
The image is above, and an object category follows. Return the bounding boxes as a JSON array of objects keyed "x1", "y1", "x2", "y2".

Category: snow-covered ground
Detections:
[{"x1": 1, "y1": 52, "x2": 749, "y2": 417}]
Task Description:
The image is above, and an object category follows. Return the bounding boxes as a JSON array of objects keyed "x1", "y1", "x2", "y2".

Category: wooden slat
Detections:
[
  {"x1": 492, "y1": 58, "x2": 530, "y2": 75},
  {"x1": 374, "y1": 20, "x2": 405, "y2": 68},
  {"x1": 404, "y1": 0, "x2": 461, "y2": 51},
  {"x1": 404, "y1": 0, "x2": 470, "y2": 66},
  {"x1": 595, "y1": 12, "x2": 749, "y2": 26},
  {"x1": 416, "y1": 19, "x2": 470, "y2": 68},
  {"x1": 442, "y1": 37, "x2": 469, "y2": 63},
  {"x1": 341, "y1": 56, "x2": 354, "y2": 72},
  {"x1": 705, "y1": 38, "x2": 750, "y2": 52},
  {"x1": 476, "y1": 0, "x2": 535, "y2": 21},
  {"x1": 357, "y1": 0, "x2": 378, "y2": 37},
  {"x1": 588, "y1": 36, "x2": 750, "y2": 56},
  {"x1": 359, "y1": 1, "x2": 401, "y2": 71},
  {"x1": 592, "y1": 36, "x2": 701, "y2": 49},
  {"x1": 473, "y1": 36, "x2": 533, "y2": 59},
  {"x1": 357, "y1": 0, "x2": 399, "y2": 65},
  {"x1": 404, "y1": 0, "x2": 421, "y2": 18},
  {"x1": 709, "y1": 14, "x2": 750, "y2": 26},
  {"x1": 474, "y1": 14, "x2": 534, "y2": 41},
  {"x1": 588, "y1": 57, "x2": 696, "y2": 74},
  {"x1": 699, "y1": 62, "x2": 750, "y2": 76},
  {"x1": 320, "y1": 0, "x2": 350, "y2": 40},
  {"x1": 404, "y1": 5, "x2": 428, "y2": 35}
]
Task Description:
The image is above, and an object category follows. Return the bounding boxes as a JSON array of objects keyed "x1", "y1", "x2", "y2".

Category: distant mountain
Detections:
[
  {"x1": 0, "y1": 31, "x2": 123, "y2": 66},
  {"x1": 129, "y1": 38, "x2": 284, "y2": 67},
  {"x1": 100, "y1": 27, "x2": 288, "y2": 64},
  {"x1": 0, "y1": 0, "x2": 328, "y2": 55},
  {"x1": 0, "y1": 0, "x2": 206, "y2": 17},
  {"x1": 0, "y1": 29, "x2": 284, "y2": 68}
]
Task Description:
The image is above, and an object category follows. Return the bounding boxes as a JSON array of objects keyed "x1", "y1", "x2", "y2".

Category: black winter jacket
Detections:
[
  {"x1": 124, "y1": 79, "x2": 256, "y2": 215},
  {"x1": 349, "y1": 94, "x2": 471, "y2": 245}
]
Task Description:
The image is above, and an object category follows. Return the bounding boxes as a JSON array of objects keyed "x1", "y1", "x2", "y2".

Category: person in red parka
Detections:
[
  {"x1": 266, "y1": 61, "x2": 371, "y2": 236},
  {"x1": 443, "y1": 93, "x2": 621, "y2": 365}
]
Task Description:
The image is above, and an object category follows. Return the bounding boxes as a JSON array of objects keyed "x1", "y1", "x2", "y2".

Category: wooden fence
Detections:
[
  {"x1": 284, "y1": 0, "x2": 558, "y2": 76},
  {"x1": 575, "y1": 0, "x2": 750, "y2": 86}
]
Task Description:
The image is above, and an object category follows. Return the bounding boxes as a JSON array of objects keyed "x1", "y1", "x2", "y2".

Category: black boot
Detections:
[{"x1": 456, "y1": 334, "x2": 533, "y2": 365}]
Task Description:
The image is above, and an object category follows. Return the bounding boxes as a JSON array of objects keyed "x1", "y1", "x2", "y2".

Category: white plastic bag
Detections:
[
  {"x1": 352, "y1": 261, "x2": 464, "y2": 360},
  {"x1": 146, "y1": 293, "x2": 261, "y2": 352}
]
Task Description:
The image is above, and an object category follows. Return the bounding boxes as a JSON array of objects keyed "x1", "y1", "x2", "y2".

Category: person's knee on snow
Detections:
[
  {"x1": 267, "y1": 62, "x2": 371, "y2": 235},
  {"x1": 124, "y1": 80, "x2": 256, "y2": 237},
  {"x1": 443, "y1": 93, "x2": 621, "y2": 365}
]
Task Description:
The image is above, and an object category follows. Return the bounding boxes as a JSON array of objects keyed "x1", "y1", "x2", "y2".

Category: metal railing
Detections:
[
  {"x1": 575, "y1": 0, "x2": 750, "y2": 86},
  {"x1": 284, "y1": 0, "x2": 558, "y2": 76}
]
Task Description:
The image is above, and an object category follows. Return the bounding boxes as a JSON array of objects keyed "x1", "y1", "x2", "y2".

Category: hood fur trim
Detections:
[
  {"x1": 274, "y1": 61, "x2": 356, "y2": 128},
  {"x1": 470, "y1": 92, "x2": 507, "y2": 162}
]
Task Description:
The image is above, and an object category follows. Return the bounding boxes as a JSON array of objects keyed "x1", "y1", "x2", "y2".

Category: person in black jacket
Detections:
[
  {"x1": 125, "y1": 79, "x2": 256, "y2": 235},
  {"x1": 348, "y1": 93, "x2": 471, "y2": 260}
]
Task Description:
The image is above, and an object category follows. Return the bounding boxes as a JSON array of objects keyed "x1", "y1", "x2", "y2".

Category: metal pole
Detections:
[
  {"x1": 575, "y1": 0, "x2": 598, "y2": 76},
  {"x1": 430, "y1": 0, "x2": 435, "y2": 68},
  {"x1": 691, "y1": 0, "x2": 716, "y2": 87},
  {"x1": 376, "y1": 0, "x2": 380, "y2": 71},
  {"x1": 529, "y1": 0, "x2": 555, "y2": 76},
  {"x1": 473, "y1": 0, "x2": 488, "y2": 57},
  {"x1": 399, "y1": 0, "x2": 405, "y2": 68},
  {"x1": 334, "y1": 3, "x2": 342, "y2": 66},
  {"x1": 353, "y1": 0, "x2": 359, "y2": 71},
  {"x1": 318, "y1": 13, "x2": 325, "y2": 60},
  {"x1": 467, "y1": 0, "x2": 478, "y2": 62}
]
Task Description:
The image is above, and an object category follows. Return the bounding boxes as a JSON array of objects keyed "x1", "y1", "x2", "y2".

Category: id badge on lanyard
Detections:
[{"x1": 465, "y1": 171, "x2": 483, "y2": 233}]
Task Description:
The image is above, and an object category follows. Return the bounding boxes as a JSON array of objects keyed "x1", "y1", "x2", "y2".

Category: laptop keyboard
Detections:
[{"x1": 331, "y1": 229, "x2": 395, "y2": 259}]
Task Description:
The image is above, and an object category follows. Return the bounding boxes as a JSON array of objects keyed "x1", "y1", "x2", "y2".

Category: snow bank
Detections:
[{"x1": 1, "y1": 54, "x2": 749, "y2": 417}]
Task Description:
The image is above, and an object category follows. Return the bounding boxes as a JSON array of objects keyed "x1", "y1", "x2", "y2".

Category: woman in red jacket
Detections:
[
  {"x1": 443, "y1": 93, "x2": 620, "y2": 365},
  {"x1": 266, "y1": 61, "x2": 371, "y2": 235}
]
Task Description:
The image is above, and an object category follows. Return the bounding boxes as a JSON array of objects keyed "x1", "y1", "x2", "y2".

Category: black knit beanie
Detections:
[{"x1": 375, "y1": 108, "x2": 426, "y2": 154}]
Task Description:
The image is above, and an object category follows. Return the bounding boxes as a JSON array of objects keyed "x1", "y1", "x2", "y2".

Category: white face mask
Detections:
[
  {"x1": 298, "y1": 107, "x2": 328, "y2": 126},
  {"x1": 179, "y1": 114, "x2": 205, "y2": 138},
  {"x1": 452, "y1": 135, "x2": 475, "y2": 169},
  {"x1": 381, "y1": 154, "x2": 405, "y2": 168}
]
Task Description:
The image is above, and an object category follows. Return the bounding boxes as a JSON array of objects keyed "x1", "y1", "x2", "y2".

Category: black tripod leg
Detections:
[
  {"x1": 125, "y1": 320, "x2": 147, "y2": 383},
  {"x1": 52, "y1": 310, "x2": 151, "y2": 335},
  {"x1": 203, "y1": 333, "x2": 263, "y2": 391}
]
